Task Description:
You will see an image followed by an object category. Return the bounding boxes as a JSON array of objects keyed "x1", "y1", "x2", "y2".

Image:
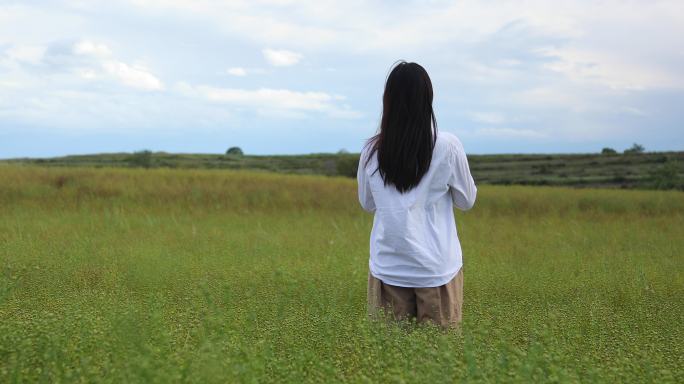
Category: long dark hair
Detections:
[{"x1": 365, "y1": 61, "x2": 437, "y2": 193}]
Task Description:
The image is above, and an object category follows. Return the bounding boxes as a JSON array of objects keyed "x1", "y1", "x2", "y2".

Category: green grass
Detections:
[{"x1": 0, "y1": 166, "x2": 682, "y2": 382}]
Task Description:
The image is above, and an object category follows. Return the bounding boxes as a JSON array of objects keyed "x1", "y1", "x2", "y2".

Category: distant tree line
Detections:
[
  {"x1": 601, "y1": 143, "x2": 681, "y2": 189},
  {"x1": 121, "y1": 144, "x2": 678, "y2": 191},
  {"x1": 128, "y1": 150, "x2": 153, "y2": 168},
  {"x1": 602, "y1": 143, "x2": 645, "y2": 155}
]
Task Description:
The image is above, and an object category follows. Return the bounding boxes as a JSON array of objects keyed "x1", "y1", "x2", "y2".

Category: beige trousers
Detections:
[{"x1": 367, "y1": 267, "x2": 464, "y2": 328}]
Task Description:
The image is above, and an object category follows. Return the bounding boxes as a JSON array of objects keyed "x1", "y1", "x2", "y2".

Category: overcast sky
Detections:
[{"x1": 1, "y1": 0, "x2": 683, "y2": 158}]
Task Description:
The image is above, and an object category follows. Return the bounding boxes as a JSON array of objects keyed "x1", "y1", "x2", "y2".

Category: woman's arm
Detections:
[
  {"x1": 357, "y1": 151, "x2": 376, "y2": 213},
  {"x1": 448, "y1": 138, "x2": 477, "y2": 211}
]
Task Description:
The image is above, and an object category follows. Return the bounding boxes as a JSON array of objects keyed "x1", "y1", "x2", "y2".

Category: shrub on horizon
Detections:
[
  {"x1": 226, "y1": 147, "x2": 244, "y2": 156},
  {"x1": 624, "y1": 143, "x2": 645, "y2": 155}
]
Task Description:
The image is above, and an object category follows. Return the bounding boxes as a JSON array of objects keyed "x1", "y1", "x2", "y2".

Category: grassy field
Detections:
[
  {"x1": 0, "y1": 165, "x2": 682, "y2": 382},
  {"x1": 4, "y1": 149, "x2": 683, "y2": 190}
]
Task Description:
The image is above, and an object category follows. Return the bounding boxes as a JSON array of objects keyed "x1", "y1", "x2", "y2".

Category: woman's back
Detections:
[
  {"x1": 358, "y1": 130, "x2": 477, "y2": 287},
  {"x1": 359, "y1": 61, "x2": 476, "y2": 327}
]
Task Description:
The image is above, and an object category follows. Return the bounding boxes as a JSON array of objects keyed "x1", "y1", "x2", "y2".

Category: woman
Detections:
[{"x1": 357, "y1": 61, "x2": 477, "y2": 327}]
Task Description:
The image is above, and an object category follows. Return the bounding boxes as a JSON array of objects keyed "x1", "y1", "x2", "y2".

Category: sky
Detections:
[{"x1": 1, "y1": 0, "x2": 683, "y2": 158}]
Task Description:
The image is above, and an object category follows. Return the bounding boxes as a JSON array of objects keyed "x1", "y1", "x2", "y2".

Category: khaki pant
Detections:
[{"x1": 367, "y1": 267, "x2": 463, "y2": 328}]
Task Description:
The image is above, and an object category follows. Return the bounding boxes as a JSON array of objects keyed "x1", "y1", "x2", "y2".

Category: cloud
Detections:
[
  {"x1": 2, "y1": 0, "x2": 684, "y2": 154},
  {"x1": 618, "y1": 106, "x2": 648, "y2": 117},
  {"x1": 513, "y1": 86, "x2": 587, "y2": 110},
  {"x1": 262, "y1": 48, "x2": 302, "y2": 67},
  {"x1": 73, "y1": 40, "x2": 112, "y2": 57},
  {"x1": 474, "y1": 127, "x2": 548, "y2": 139},
  {"x1": 539, "y1": 47, "x2": 683, "y2": 91},
  {"x1": 69, "y1": 40, "x2": 164, "y2": 91},
  {"x1": 176, "y1": 82, "x2": 361, "y2": 118},
  {"x1": 101, "y1": 61, "x2": 164, "y2": 91},
  {"x1": 227, "y1": 67, "x2": 247, "y2": 76},
  {"x1": 470, "y1": 112, "x2": 506, "y2": 125},
  {"x1": 6, "y1": 45, "x2": 46, "y2": 64}
]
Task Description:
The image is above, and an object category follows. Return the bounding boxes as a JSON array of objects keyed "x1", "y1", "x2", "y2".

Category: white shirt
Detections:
[{"x1": 357, "y1": 131, "x2": 477, "y2": 287}]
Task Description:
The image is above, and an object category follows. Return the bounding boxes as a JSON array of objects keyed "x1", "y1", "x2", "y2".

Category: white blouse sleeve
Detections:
[
  {"x1": 357, "y1": 149, "x2": 376, "y2": 213},
  {"x1": 447, "y1": 138, "x2": 477, "y2": 211}
]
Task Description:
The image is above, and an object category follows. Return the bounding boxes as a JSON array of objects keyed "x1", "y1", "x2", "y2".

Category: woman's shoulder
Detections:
[
  {"x1": 435, "y1": 131, "x2": 465, "y2": 157},
  {"x1": 437, "y1": 131, "x2": 463, "y2": 146},
  {"x1": 359, "y1": 138, "x2": 374, "y2": 158},
  {"x1": 359, "y1": 138, "x2": 378, "y2": 171}
]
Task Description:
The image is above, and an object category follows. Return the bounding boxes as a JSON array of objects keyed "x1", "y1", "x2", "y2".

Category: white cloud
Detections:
[
  {"x1": 176, "y1": 82, "x2": 361, "y2": 118},
  {"x1": 73, "y1": 40, "x2": 112, "y2": 57},
  {"x1": 1, "y1": 39, "x2": 164, "y2": 92},
  {"x1": 2, "y1": 0, "x2": 684, "y2": 152},
  {"x1": 618, "y1": 106, "x2": 648, "y2": 117},
  {"x1": 539, "y1": 47, "x2": 683, "y2": 90},
  {"x1": 227, "y1": 67, "x2": 247, "y2": 76},
  {"x1": 6, "y1": 45, "x2": 45, "y2": 64},
  {"x1": 61, "y1": 40, "x2": 165, "y2": 90},
  {"x1": 262, "y1": 48, "x2": 302, "y2": 67},
  {"x1": 474, "y1": 127, "x2": 548, "y2": 139},
  {"x1": 102, "y1": 61, "x2": 164, "y2": 91},
  {"x1": 78, "y1": 68, "x2": 98, "y2": 80},
  {"x1": 513, "y1": 86, "x2": 587, "y2": 110},
  {"x1": 470, "y1": 112, "x2": 506, "y2": 124},
  {"x1": 118, "y1": 0, "x2": 684, "y2": 92}
]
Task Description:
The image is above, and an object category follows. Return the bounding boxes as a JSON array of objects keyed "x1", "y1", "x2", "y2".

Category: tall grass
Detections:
[{"x1": 1, "y1": 165, "x2": 682, "y2": 382}]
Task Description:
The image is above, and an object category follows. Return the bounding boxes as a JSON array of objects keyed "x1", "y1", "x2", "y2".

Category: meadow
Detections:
[
  {"x1": 5, "y1": 149, "x2": 683, "y2": 190},
  {"x1": 0, "y1": 165, "x2": 682, "y2": 383}
]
